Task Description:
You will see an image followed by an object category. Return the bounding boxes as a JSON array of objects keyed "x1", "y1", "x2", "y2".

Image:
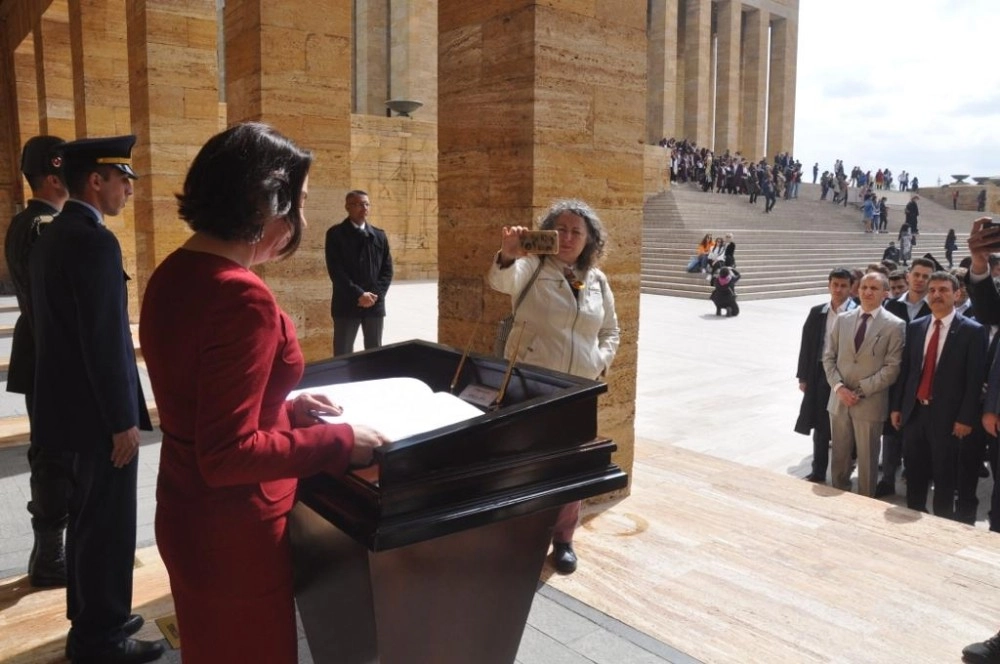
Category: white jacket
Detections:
[{"x1": 488, "y1": 254, "x2": 620, "y2": 380}]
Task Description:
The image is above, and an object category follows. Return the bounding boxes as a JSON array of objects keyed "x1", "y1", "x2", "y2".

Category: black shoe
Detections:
[
  {"x1": 804, "y1": 473, "x2": 826, "y2": 483},
  {"x1": 71, "y1": 638, "x2": 164, "y2": 664},
  {"x1": 963, "y1": 631, "x2": 1000, "y2": 663},
  {"x1": 29, "y1": 528, "x2": 67, "y2": 587},
  {"x1": 66, "y1": 616, "x2": 147, "y2": 660},
  {"x1": 552, "y1": 542, "x2": 577, "y2": 575},
  {"x1": 874, "y1": 482, "x2": 895, "y2": 498}
]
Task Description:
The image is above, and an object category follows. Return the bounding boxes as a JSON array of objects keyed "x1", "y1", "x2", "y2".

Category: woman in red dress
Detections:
[{"x1": 139, "y1": 123, "x2": 385, "y2": 664}]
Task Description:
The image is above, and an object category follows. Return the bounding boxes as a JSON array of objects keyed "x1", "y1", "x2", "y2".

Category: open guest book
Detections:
[{"x1": 288, "y1": 377, "x2": 484, "y2": 442}]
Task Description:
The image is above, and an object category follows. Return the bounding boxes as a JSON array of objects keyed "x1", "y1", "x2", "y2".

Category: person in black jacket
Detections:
[
  {"x1": 324, "y1": 190, "x2": 394, "y2": 356},
  {"x1": 4, "y1": 135, "x2": 71, "y2": 587},
  {"x1": 30, "y1": 135, "x2": 161, "y2": 664},
  {"x1": 795, "y1": 268, "x2": 856, "y2": 483}
]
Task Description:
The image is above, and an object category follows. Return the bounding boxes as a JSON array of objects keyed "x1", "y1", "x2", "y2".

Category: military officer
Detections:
[
  {"x1": 30, "y1": 135, "x2": 162, "y2": 664},
  {"x1": 4, "y1": 135, "x2": 72, "y2": 587}
]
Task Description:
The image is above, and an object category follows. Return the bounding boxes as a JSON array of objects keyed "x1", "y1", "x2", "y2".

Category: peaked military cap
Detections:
[
  {"x1": 61, "y1": 134, "x2": 138, "y2": 179},
  {"x1": 20, "y1": 135, "x2": 66, "y2": 178}
]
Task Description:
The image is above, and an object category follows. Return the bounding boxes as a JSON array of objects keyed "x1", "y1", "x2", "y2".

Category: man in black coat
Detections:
[
  {"x1": 4, "y1": 135, "x2": 71, "y2": 586},
  {"x1": 904, "y1": 194, "x2": 920, "y2": 235},
  {"x1": 795, "y1": 268, "x2": 856, "y2": 482},
  {"x1": 960, "y1": 217, "x2": 1000, "y2": 664},
  {"x1": 325, "y1": 189, "x2": 394, "y2": 356},
  {"x1": 890, "y1": 272, "x2": 986, "y2": 522},
  {"x1": 30, "y1": 135, "x2": 161, "y2": 664}
]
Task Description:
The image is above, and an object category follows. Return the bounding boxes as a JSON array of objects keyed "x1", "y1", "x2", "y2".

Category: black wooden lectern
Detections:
[{"x1": 289, "y1": 340, "x2": 627, "y2": 664}]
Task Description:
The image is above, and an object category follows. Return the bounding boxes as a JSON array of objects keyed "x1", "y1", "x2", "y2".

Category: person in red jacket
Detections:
[{"x1": 140, "y1": 123, "x2": 385, "y2": 664}]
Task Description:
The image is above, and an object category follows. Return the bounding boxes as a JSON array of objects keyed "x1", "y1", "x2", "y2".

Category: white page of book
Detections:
[{"x1": 288, "y1": 377, "x2": 484, "y2": 442}]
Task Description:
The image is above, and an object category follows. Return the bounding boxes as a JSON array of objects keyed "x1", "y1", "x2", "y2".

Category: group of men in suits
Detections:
[
  {"x1": 5, "y1": 135, "x2": 162, "y2": 663},
  {"x1": 797, "y1": 253, "x2": 994, "y2": 527}
]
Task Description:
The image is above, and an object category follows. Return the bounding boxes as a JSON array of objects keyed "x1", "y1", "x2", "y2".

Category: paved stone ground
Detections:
[{"x1": 2, "y1": 279, "x2": 994, "y2": 662}]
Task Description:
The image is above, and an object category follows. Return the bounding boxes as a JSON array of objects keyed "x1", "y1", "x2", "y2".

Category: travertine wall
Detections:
[
  {"x1": 438, "y1": 0, "x2": 645, "y2": 491},
  {"x1": 922, "y1": 185, "x2": 1000, "y2": 216},
  {"x1": 645, "y1": 144, "x2": 670, "y2": 197},
  {"x1": 126, "y1": 0, "x2": 220, "y2": 319},
  {"x1": 349, "y1": 114, "x2": 438, "y2": 280},
  {"x1": 224, "y1": 0, "x2": 353, "y2": 362}
]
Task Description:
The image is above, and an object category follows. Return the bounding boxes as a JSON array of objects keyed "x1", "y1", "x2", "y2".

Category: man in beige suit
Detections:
[{"x1": 823, "y1": 272, "x2": 905, "y2": 496}]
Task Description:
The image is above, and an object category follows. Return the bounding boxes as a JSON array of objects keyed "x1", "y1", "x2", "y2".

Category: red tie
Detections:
[{"x1": 916, "y1": 319, "x2": 942, "y2": 402}]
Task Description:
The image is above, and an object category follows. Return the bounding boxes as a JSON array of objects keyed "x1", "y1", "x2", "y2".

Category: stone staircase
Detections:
[{"x1": 642, "y1": 182, "x2": 977, "y2": 300}]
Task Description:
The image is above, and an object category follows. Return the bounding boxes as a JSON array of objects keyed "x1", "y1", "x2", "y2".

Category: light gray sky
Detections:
[{"x1": 795, "y1": 0, "x2": 1000, "y2": 186}]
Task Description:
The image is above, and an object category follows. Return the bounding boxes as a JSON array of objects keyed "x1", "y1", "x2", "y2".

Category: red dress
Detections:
[{"x1": 140, "y1": 249, "x2": 355, "y2": 664}]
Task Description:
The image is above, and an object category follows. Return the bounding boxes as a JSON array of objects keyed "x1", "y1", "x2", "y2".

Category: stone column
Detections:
[
  {"x1": 225, "y1": 0, "x2": 351, "y2": 361},
  {"x1": 714, "y1": 0, "x2": 741, "y2": 155},
  {"x1": 68, "y1": 0, "x2": 140, "y2": 316},
  {"x1": 125, "y1": 0, "x2": 218, "y2": 318},
  {"x1": 739, "y1": 7, "x2": 768, "y2": 160},
  {"x1": 389, "y1": 0, "x2": 437, "y2": 120},
  {"x1": 681, "y1": 0, "x2": 711, "y2": 146},
  {"x1": 438, "y1": 0, "x2": 643, "y2": 487},
  {"x1": 0, "y1": 35, "x2": 21, "y2": 230},
  {"x1": 13, "y1": 41, "x2": 39, "y2": 152},
  {"x1": 767, "y1": 16, "x2": 797, "y2": 158},
  {"x1": 646, "y1": 0, "x2": 678, "y2": 144},
  {"x1": 354, "y1": 0, "x2": 388, "y2": 115},
  {"x1": 38, "y1": 0, "x2": 75, "y2": 138}
]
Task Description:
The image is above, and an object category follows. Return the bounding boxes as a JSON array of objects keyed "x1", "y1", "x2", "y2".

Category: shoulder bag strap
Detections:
[{"x1": 512, "y1": 257, "x2": 545, "y2": 315}]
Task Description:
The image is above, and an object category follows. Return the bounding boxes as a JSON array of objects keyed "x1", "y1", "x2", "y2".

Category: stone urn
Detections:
[
  {"x1": 973, "y1": 176, "x2": 991, "y2": 185},
  {"x1": 386, "y1": 99, "x2": 424, "y2": 117},
  {"x1": 951, "y1": 174, "x2": 970, "y2": 184}
]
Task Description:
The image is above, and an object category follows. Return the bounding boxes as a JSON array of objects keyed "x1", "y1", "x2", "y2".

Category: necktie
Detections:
[
  {"x1": 853, "y1": 313, "x2": 870, "y2": 352},
  {"x1": 916, "y1": 319, "x2": 942, "y2": 402}
]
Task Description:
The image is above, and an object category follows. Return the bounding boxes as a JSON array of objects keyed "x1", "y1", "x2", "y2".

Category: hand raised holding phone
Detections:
[{"x1": 498, "y1": 226, "x2": 559, "y2": 266}]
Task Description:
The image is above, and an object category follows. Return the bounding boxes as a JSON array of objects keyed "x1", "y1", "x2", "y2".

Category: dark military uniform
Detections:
[
  {"x1": 30, "y1": 135, "x2": 157, "y2": 662},
  {"x1": 5, "y1": 199, "x2": 73, "y2": 534}
]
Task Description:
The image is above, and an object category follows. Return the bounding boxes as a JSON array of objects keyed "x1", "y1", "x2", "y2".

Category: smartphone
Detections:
[
  {"x1": 981, "y1": 219, "x2": 1000, "y2": 249},
  {"x1": 519, "y1": 230, "x2": 559, "y2": 254}
]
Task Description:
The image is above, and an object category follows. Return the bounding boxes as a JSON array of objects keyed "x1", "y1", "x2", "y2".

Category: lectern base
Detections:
[{"x1": 290, "y1": 501, "x2": 559, "y2": 664}]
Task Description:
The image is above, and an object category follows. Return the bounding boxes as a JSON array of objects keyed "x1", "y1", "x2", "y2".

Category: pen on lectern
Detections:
[
  {"x1": 450, "y1": 318, "x2": 482, "y2": 394},
  {"x1": 493, "y1": 321, "x2": 527, "y2": 409}
]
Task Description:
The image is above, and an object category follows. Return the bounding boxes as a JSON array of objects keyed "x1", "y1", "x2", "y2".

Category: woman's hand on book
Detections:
[
  {"x1": 290, "y1": 393, "x2": 344, "y2": 428},
  {"x1": 349, "y1": 424, "x2": 388, "y2": 466}
]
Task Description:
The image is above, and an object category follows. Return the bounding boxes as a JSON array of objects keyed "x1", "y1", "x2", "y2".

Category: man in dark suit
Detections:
[
  {"x1": 30, "y1": 135, "x2": 161, "y2": 663},
  {"x1": 324, "y1": 189, "x2": 394, "y2": 356},
  {"x1": 795, "y1": 268, "x2": 856, "y2": 482},
  {"x1": 960, "y1": 218, "x2": 1000, "y2": 664},
  {"x1": 4, "y1": 135, "x2": 71, "y2": 586},
  {"x1": 876, "y1": 257, "x2": 934, "y2": 497},
  {"x1": 890, "y1": 271, "x2": 987, "y2": 522}
]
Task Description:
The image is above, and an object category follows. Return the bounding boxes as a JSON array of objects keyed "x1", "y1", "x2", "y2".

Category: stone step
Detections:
[
  {"x1": 641, "y1": 284, "x2": 829, "y2": 300},
  {"x1": 640, "y1": 185, "x2": 976, "y2": 301}
]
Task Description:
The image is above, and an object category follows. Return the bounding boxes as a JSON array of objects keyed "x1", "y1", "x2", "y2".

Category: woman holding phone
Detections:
[{"x1": 487, "y1": 199, "x2": 620, "y2": 574}]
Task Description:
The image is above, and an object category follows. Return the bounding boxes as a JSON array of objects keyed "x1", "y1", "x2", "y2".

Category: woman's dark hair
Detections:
[
  {"x1": 538, "y1": 199, "x2": 607, "y2": 271},
  {"x1": 177, "y1": 122, "x2": 312, "y2": 257}
]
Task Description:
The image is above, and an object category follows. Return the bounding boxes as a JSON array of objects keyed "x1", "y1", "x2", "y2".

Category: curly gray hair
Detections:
[{"x1": 538, "y1": 199, "x2": 607, "y2": 271}]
